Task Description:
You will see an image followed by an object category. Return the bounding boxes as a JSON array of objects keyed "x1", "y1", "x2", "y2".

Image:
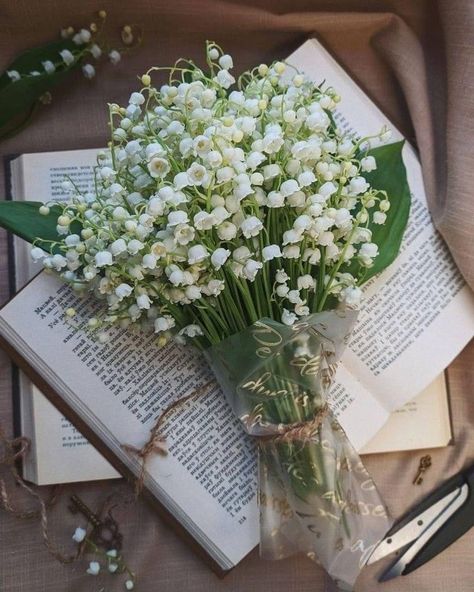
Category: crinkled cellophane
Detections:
[{"x1": 205, "y1": 310, "x2": 392, "y2": 590}]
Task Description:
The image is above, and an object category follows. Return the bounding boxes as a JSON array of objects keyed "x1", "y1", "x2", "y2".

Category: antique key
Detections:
[
  {"x1": 413, "y1": 454, "x2": 432, "y2": 485},
  {"x1": 69, "y1": 494, "x2": 123, "y2": 551}
]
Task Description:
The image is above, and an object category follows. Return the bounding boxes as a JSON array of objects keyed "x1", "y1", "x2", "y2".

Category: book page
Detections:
[
  {"x1": 361, "y1": 374, "x2": 452, "y2": 454},
  {"x1": 11, "y1": 148, "x2": 120, "y2": 483},
  {"x1": 0, "y1": 273, "x2": 259, "y2": 568},
  {"x1": 287, "y1": 40, "x2": 474, "y2": 426}
]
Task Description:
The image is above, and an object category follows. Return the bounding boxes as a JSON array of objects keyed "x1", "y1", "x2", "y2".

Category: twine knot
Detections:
[{"x1": 259, "y1": 403, "x2": 329, "y2": 444}]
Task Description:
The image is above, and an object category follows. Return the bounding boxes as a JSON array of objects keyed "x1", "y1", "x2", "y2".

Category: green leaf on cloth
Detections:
[{"x1": 0, "y1": 39, "x2": 80, "y2": 137}]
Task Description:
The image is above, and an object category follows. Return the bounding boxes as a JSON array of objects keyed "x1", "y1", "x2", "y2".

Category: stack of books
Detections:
[{"x1": 1, "y1": 38, "x2": 472, "y2": 573}]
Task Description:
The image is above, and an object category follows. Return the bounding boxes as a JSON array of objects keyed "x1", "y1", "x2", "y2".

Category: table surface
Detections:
[{"x1": 1, "y1": 1, "x2": 473, "y2": 591}]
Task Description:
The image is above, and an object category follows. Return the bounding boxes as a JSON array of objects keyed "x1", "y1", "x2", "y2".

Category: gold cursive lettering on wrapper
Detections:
[
  {"x1": 259, "y1": 491, "x2": 294, "y2": 520},
  {"x1": 252, "y1": 321, "x2": 283, "y2": 358}
]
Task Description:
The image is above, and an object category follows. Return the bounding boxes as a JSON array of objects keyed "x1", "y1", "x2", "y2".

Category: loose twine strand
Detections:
[
  {"x1": 122, "y1": 379, "x2": 216, "y2": 496},
  {"x1": 0, "y1": 380, "x2": 216, "y2": 565},
  {"x1": 0, "y1": 424, "x2": 79, "y2": 564}
]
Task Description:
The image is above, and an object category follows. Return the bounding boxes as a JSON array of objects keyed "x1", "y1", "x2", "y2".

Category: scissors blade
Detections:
[
  {"x1": 380, "y1": 483, "x2": 469, "y2": 582},
  {"x1": 366, "y1": 487, "x2": 462, "y2": 565}
]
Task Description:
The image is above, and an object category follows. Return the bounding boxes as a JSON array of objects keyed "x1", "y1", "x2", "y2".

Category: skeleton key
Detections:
[
  {"x1": 69, "y1": 494, "x2": 123, "y2": 551},
  {"x1": 413, "y1": 454, "x2": 432, "y2": 485}
]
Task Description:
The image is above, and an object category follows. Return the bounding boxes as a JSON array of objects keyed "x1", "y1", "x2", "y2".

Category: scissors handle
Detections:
[{"x1": 404, "y1": 464, "x2": 474, "y2": 575}]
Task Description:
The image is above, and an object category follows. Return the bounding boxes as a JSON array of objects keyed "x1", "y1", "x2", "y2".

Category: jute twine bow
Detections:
[
  {"x1": 122, "y1": 379, "x2": 216, "y2": 496},
  {"x1": 0, "y1": 424, "x2": 79, "y2": 564}
]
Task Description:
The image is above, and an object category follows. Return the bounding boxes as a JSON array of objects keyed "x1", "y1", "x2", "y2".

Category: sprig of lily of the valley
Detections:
[
  {"x1": 72, "y1": 526, "x2": 136, "y2": 590},
  {"x1": 0, "y1": 11, "x2": 141, "y2": 140}
]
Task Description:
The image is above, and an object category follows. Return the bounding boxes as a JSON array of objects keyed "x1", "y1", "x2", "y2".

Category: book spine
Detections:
[{"x1": 3, "y1": 154, "x2": 22, "y2": 446}]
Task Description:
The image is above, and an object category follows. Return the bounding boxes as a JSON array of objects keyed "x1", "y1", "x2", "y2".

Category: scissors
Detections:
[{"x1": 366, "y1": 462, "x2": 474, "y2": 581}]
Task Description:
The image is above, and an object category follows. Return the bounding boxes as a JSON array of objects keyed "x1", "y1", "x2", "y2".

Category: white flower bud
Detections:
[
  {"x1": 250, "y1": 172, "x2": 264, "y2": 186},
  {"x1": 128, "y1": 239, "x2": 144, "y2": 254},
  {"x1": 287, "y1": 289, "x2": 302, "y2": 304},
  {"x1": 232, "y1": 246, "x2": 252, "y2": 264},
  {"x1": 282, "y1": 245, "x2": 300, "y2": 259},
  {"x1": 240, "y1": 216, "x2": 263, "y2": 238},
  {"x1": 187, "y1": 244, "x2": 208, "y2": 264},
  {"x1": 297, "y1": 171, "x2": 316, "y2": 187},
  {"x1": 72, "y1": 527, "x2": 87, "y2": 543},
  {"x1": 217, "y1": 221, "x2": 237, "y2": 241},
  {"x1": 218, "y1": 54, "x2": 233, "y2": 69},
  {"x1": 213, "y1": 69, "x2": 235, "y2": 89},
  {"x1": 31, "y1": 247, "x2": 46, "y2": 261},
  {"x1": 82, "y1": 64, "x2": 95, "y2": 79},
  {"x1": 185, "y1": 285, "x2": 202, "y2": 300},
  {"x1": 341, "y1": 286, "x2": 362, "y2": 308},
  {"x1": 110, "y1": 238, "x2": 127, "y2": 256},
  {"x1": 334, "y1": 208, "x2": 352, "y2": 229},
  {"x1": 167, "y1": 210, "x2": 189, "y2": 226},
  {"x1": 373, "y1": 211, "x2": 387, "y2": 225},
  {"x1": 60, "y1": 49, "x2": 75, "y2": 66},
  {"x1": 211, "y1": 248, "x2": 231, "y2": 269},
  {"x1": 349, "y1": 176, "x2": 370, "y2": 195},
  {"x1": 168, "y1": 269, "x2": 185, "y2": 286},
  {"x1": 275, "y1": 269, "x2": 289, "y2": 283},
  {"x1": 282, "y1": 309, "x2": 297, "y2": 326},
  {"x1": 360, "y1": 156, "x2": 377, "y2": 172},
  {"x1": 267, "y1": 191, "x2": 284, "y2": 208},
  {"x1": 282, "y1": 229, "x2": 303, "y2": 245},
  {"x1": 115, "y1": 283, "x2": 133, "y2": 300},
  {"x1": 86, "y1": 561, "x2": 100, "y2": 576},
  {"x1": 154, "y1": 315, "x2": 175, "y2": 333},
  {"x1": 280, "y1": 179, "x2": 300, "y2": 197},
  {"x1": 276, "y1": 283, "x2": 290, "y2": 297},
  {"x1": 319, "y1": 181, "x2": 338, "y2": 197},
  {"x1": 243, "y1": 259, "x2": 263, "y2": 281},
  {"x1": 95, "y1": 251, "x2": 113, "y2": 267},
  {"x1": 206, "y1": 150, "x2": 223, "y2": 168},
  {"x1": 262, "y1": 244, "x2": 282, "y2": 262},
  {"x1": 262, "y1": 163, "x2": 280, "y2": 180},
  {"x1": 174, "y1": 171, "x2": 189, "y2": 189},
  {"x1": 297, "y1": 275, "x2": 316, "y2": 290},
  {"x1": 293, "y1": 215, "x2": 312, "y2": 231},
  {"x1": 142, "y1": 253, "x2": 157, "y2": 269},
  {"x1": 216, "y1": 166, "x2": 235, "y2": 183}
]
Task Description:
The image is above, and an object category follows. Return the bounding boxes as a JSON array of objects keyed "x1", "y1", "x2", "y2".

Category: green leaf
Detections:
[
  {"x1": 0, "y1": 201, "x2": 81, "y2": 253},
  {"x1": 348, "y1": 140, "x2": 411, "y2": 284},
  {"x1": 0, "y1": 39, "x2": 81, "y2": 132}
]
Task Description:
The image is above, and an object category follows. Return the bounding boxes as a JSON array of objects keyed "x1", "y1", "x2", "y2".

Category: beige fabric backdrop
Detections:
[{"x1": 0, "y1": 1, "x2": 473, "y2": 591}]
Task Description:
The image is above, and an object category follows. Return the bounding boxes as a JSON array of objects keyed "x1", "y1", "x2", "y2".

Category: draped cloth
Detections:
[{"x1": 0, "y1": 1, "x2": 473, "y2": 591}]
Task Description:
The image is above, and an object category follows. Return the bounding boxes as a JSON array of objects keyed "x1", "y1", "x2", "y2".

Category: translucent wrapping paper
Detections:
[{"x1": 205, "y1": 310, "x2": 392, "y2": 590}]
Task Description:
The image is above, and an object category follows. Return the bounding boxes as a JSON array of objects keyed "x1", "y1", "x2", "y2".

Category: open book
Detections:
[
  {"x1": 8, "y1": 145, "x2": 453, "y2": 485},
  {"x1": 1, "y1": 38, "x2": 472, "y2": 571}
]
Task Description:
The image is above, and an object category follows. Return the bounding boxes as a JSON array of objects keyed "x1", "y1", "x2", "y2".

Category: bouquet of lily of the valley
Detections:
[{"x1": 0, "y1": 42, "x2": 411, "y2": 590}]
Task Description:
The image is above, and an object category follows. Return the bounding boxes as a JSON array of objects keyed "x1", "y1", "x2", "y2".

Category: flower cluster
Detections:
[
  {"x1": 72, "y1": 526, "x2": 135, "y2": 589},
  {"x1": 6, "y1": 11, "x2": 136, "y2": 84},
  {"x1": 34, "y1": 42, "x2": 391, "y2": 346}
]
